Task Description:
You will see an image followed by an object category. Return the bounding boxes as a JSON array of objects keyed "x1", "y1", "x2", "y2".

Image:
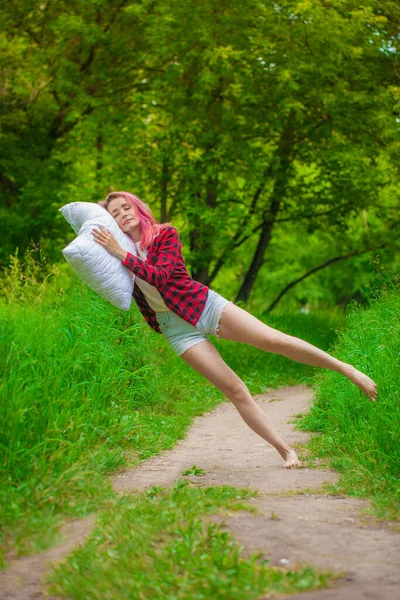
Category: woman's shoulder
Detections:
[
  {"x1": 156, "y1": 224, "x2": 179, "y2": 239},
  {"x1": 153, "y1": 225, "x2": 183, "y2": 254},
  {"x1": 160, "y1": 223, "x2": 178, "y2": 233}
]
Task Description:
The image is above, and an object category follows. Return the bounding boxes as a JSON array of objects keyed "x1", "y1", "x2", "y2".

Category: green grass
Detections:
[
  {"x1": 2, "y1": 249, "x2": 398, "y2": 597},
  {"x1": 46, "y1": 480, "x2": 334, "y2": 600},
  {"x1": 0, "y1": 282, "x2": 221, "y2": 561},
  {"x1": 0, "y1": 251, "x2": 342, "y2": 564},
  {"x1": 297, "y1": 287, "x2": 400, "y2": 520}
]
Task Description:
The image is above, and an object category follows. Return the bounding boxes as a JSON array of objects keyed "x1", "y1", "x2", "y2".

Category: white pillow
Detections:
[{"x1": 60, "y1": 202, "x2": 137, "y2": 310}]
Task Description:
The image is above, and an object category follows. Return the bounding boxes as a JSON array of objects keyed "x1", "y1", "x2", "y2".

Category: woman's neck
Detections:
[{"x1": 128, "y1": 228, "x2": 142, "y2": 243}]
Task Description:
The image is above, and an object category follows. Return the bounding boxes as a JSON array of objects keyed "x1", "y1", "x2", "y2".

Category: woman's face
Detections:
[{"x1": 107, "y1": 197, "x2": 141, "y2": 234}]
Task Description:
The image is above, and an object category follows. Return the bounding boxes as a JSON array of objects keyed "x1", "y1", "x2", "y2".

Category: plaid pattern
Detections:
[{"x1": 122, "y1": 226, "x2": 209, "y2": 334}]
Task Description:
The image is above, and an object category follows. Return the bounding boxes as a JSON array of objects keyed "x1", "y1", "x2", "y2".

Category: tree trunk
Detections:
[
  {"x1": 188, "y1": 75, "x2": 223, "y2": 283},
  {"x1": 235, "y1": 111, "x2": 296, "y2": 301},
  {"x1": 206, "y1": 161, "x2": 277, "y2": 286},
  {"x1": 190, "y1": 175, "x2": 219, "y2": 283},
  {"x1": 235, "y1": 197, "x2": 280, "y2": 302}
]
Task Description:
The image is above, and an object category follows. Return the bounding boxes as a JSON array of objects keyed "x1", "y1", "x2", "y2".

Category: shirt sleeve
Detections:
[{"x1": 121, "y1": 226, "x2": 182, "y2": 287}]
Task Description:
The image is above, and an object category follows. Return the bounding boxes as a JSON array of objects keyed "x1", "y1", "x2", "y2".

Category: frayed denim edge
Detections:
[{"x1": 215, "y1": 301, "x2": 233, "y2": 340}]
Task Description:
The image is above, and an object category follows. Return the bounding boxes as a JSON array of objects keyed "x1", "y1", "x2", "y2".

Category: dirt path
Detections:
[{"x1": 1, "y1": 385, "x2": 399, "y2": 599}]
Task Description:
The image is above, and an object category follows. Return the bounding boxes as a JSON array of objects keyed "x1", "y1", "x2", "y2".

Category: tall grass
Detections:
[
  {"x1": 0, "y1": 250, "x2": 221, "y2": 560},
  {"x1": 0, "y1": 248, "x2": 342, "y2": 562},
  {"x1": 298, "y1": 279, "x2": 400, "y2": 519}
]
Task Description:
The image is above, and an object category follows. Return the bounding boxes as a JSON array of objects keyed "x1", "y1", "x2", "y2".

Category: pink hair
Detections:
[{"x1": 102, "y1": 191, "x2": 170, "y2": 249}]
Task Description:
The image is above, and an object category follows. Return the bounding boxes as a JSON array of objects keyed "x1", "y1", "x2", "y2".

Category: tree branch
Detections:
[
  {"x1": 294, "y1": 113, "x2": 329, "y2": 145},
  {"x1": 207, "y1": 162, "x2": 276, "y2": 284},
  {"x1": 274, "y1": 202, "x2": 352, "y2": 223},
  {"x1": 217, "y1": 200, "x2": 354, "y2": 254},
  {"x1": 264, "y1": 245, "x2": 387, "y2": 313}
]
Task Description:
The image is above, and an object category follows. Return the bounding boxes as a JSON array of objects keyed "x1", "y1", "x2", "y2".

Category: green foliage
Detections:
[
  {"x1": 0, "y1": 243, "x2": 72, "y2": 306},
  {"x1": 1, "y1": 0, "x2": 399, "y2": 304},
  {"x1": 182, "y1": 465, "x2": 206, "y2": 476},
  {"x1": 47, "y1": 481, "x2": 334, "y2": 599},
  {"x1": 298, "y1": 284, "x2": 400, "y2": 519},
  {"x1": 0, "y1": 248, "x2": 340, "y2": 561},
  {"x1": 240, "y1": 215, "x2": 400, "y2": 313}
]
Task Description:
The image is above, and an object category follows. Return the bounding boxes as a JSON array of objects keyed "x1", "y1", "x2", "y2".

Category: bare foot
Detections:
[
  {"x1": 344, "y1": 365, "x2": 378, "y2": 402},
  {"x1": 282, "y1": 448, "x2": 301, "y2": 469}
]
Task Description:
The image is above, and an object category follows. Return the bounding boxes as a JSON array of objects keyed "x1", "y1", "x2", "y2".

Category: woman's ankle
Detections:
[{"x1": 278, "y1": 444, "x2": 293, "y2": 460}]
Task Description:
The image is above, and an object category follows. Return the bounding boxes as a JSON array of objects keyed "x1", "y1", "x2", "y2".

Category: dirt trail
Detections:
[{"x1": 1, "y1": 385, "x2": 399, "y2": 599}]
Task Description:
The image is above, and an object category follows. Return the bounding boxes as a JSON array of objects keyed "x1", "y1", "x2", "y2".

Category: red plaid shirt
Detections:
[{"x1": 121, "y1": 225, "x2": 209, "y2": 334}]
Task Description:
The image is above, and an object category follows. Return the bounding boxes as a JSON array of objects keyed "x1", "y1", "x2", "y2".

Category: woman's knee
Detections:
[
  {"x1": 200, "y1": 369, "x2": 252, "y2": 406},
  {"x1": 224, "y1": 378, "x2": 251, "y2": 405},
  {"x1": 179, "y1": 340, "x2": 251, "y2": 404}
]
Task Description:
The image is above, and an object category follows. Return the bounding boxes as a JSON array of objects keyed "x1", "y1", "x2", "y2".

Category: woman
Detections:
[{"x1": 92, "y1": 191, "x2": 378, "y2": 469}]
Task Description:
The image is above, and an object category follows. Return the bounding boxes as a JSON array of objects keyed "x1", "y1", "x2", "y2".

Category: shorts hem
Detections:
[
  {"x1": 215, "y1": 300, "x2": 233, "y2": 340},
  {"x1": 176, "y1": 337, "x2": 208, "y2": 357}
]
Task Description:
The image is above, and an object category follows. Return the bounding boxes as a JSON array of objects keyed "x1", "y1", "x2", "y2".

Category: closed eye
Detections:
[{"x1": 112, "y1": 204, "x2": 130, "y2": 217}]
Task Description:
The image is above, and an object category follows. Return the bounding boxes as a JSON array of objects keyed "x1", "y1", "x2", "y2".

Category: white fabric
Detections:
[
  {"x1": 60, "y1": 202, "x2": 138, "y2": 310},
  {"x1": 133, "y1": 242, "x2": 170, "y2": 313}
]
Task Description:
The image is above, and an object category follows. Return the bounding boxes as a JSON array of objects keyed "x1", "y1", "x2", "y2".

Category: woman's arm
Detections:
[{"x1": 122, "y1": 227, "x2": 181, "y2": 287}]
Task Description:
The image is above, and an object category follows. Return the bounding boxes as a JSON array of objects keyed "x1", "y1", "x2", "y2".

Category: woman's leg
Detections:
[
  {"x1": 217, "y1": 304, "x2": 378, "y2": 402},
  {"x1": 180, "y1": 340, "x2": 300, "y2": 468}
]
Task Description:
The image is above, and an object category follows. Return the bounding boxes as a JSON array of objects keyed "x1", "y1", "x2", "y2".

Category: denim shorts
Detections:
[{"x1": 155, "y1": 289, "x2": 232, "y2": 356}]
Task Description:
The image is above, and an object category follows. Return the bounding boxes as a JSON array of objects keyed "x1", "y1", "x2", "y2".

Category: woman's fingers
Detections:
[
  {"x1": 91, "y1": 227, "x2": 123, "y2": 259},
  {"x1": 92, "y1": 226, "x2": 109, "y2": 239},
  {"x1": 91, "y1": 227, "x2": 109, "y2": 246}
]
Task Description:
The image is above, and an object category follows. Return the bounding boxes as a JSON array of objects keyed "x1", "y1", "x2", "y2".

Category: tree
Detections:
[{"x1": 1, "y1": 0, "x2": 399, "y2": 309}]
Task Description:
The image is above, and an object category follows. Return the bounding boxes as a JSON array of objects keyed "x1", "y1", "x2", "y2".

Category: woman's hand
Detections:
[{"x1": 91, "y1": 226, "x2": 127, "y2": 261}]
